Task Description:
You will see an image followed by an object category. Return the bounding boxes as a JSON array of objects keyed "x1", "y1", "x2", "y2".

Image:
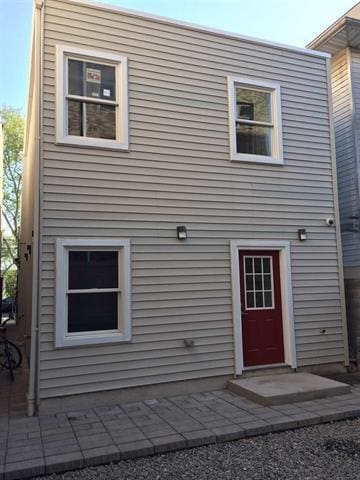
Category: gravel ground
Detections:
[{"x1": 32, "y1": 418, "x2": 360, "y2": 480}]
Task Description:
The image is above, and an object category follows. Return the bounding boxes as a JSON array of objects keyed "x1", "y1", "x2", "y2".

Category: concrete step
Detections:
[{"x1": 228, "y1": 372, "x2": 351, "y2": 406}]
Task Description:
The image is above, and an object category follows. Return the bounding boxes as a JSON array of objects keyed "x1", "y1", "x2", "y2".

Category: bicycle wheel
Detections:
[{"x1": 0, "y1": 340, "x2": 22, "y2": 369}]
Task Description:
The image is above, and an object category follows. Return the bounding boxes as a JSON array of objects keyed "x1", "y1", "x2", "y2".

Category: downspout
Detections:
[
  {"x1": 325, "y1": 56, "x2": 350, "y2": 367},
  {"x1": 27, "y1": 0, "x2": 44, "y2": 417}
]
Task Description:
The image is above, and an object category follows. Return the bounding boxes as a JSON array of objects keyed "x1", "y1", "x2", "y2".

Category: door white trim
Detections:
[{"x1": 230, "y1": 240, "x2": 297, "y2": 375}]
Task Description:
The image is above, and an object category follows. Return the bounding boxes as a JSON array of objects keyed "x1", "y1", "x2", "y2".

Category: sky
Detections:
[{"x1": 0, "y1": 0, "x2": 357, "y2": 113}]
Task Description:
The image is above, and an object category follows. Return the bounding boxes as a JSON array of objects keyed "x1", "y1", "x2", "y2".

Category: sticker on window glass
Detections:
[
  {"x1": 86, "y1": 68, "x2": 101, "y2": 84},
  {"x1": 103, "y1": 89, "x2": 111, "y2": 97}
]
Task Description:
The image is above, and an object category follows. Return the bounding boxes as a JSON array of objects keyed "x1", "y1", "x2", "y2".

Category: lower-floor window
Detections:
[{"x1": 55, "y1": 239, "x2": 131, "y2": 347}]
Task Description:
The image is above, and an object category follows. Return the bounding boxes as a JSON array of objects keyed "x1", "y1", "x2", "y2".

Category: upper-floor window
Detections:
[
  {"x1": 228, "y1": 76, "x2": 283, "y2": 164},
  {"x1": 56, "y1": 45, "x2": 128, "y2": 150}
]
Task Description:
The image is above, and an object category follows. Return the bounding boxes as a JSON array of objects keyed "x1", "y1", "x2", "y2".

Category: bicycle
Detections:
[{"x1": 0, "y1": 317, "x2": 22, "y2": 381}]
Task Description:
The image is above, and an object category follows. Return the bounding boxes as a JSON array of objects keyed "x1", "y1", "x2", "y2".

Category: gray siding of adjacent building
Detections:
[
  {"x1": 36, "y1": 0, "x2": 346, "y2": 399},
  {"x1": 332, "y1": 48, "x2": 360, "y2": 268}
]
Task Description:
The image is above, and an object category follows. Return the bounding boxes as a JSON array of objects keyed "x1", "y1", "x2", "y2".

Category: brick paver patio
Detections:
[{"x1": 1, "y1": 384, "x2": 360, "y2": 480}]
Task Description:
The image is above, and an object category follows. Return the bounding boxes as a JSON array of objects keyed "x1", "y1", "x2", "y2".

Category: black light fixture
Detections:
[
  {"x1": 298, "y1": 228, "x2": 307, "y2": 241},
  {"x1": 177, "y1": 225, "x2": 187, "y2": 240}
]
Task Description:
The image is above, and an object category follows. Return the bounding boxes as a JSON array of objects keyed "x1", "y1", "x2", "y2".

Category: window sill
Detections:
[
  {"x1": 230, "y1": 153, "x2": 284, "y2": 165},
  {"x1": 55, "y1": 331, "x2": 131, "y2": 348},
  {"x1": 56, "y1": 135, "x2": 129, "y2": 151}
]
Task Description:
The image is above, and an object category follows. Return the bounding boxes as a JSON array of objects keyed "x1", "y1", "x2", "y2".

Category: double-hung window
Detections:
[
  {"x1": 228, "y1": 77, "x2": 283, "y2": 164},
  {"x1": 55, "y1": 239, "x2": 131, "y2": 347},
  {"x1": 56, "y1": 45, "x2": 128, "y2": 150}
]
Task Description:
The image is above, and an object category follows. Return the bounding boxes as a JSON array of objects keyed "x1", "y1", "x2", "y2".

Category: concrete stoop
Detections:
[{"x1": 227, "y1": 373, "x2": 351, "y2": 406}]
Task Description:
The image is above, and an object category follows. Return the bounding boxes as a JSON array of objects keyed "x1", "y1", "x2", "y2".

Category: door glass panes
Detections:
[{"x1": 244, "y1": 256, "x2": 274, "y2": 309}]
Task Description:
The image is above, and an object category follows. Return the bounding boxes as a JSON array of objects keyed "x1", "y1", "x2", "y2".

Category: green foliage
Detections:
[
  {"x1": 3, "y1": 268, "x2": 17, "y2": 298},
  {"x1": 1, "y1": 106, "x2": 23, "y2": 298}
]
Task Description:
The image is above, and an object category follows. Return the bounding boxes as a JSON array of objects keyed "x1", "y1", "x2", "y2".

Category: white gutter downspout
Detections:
[{"x1": 27, "y1": 0, "x2": 44, "y2": 417}]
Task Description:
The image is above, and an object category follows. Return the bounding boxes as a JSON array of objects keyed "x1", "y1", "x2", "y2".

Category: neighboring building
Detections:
[
  {"x1": 20, "y1": 0, "x2": 349, "y2": 415},
  {"x1": 308, "y1": 2, "x2": 360, "y2": 366}
]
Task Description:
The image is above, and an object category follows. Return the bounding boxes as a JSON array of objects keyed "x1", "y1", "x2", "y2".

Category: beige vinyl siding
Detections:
[
  {"x1": 37, "y1": 0, "x2": 345, "y2": 399},
  {"x1": 331, "y1": 49, "x2": 360, "y2": 268}
]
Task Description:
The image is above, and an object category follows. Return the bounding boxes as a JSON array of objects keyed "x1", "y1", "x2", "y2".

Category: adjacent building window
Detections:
[
  {"x1": 228, "y1": 77, "x2": 283, "y2": 164},
  {"x1": 56, "y1": 45, "x2": 128, "y2": 150},
  {"x1": 55, "y1": 239, "x2": 131, "y2": 347}
]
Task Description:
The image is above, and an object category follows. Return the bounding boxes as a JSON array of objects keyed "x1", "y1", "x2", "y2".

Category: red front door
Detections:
[{"x1": 239, "y1": 250, "x2": 284, "y2": 367}]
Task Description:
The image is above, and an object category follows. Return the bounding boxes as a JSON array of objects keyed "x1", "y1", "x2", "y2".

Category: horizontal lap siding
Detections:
[
  {"x1": 38, "y1": 0, "x2": 345, "y2": 398},
  {"x1": 332, "y1": 50, "x2": 360, "y2": 268},
  {"x1": 345, "y1": 50, "x2": 360, "y2": 266}
]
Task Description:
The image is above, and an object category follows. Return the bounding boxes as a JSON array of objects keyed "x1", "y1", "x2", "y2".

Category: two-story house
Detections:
[{"x1": 19, "y1": 0, "x2": 349, "y2": 415}]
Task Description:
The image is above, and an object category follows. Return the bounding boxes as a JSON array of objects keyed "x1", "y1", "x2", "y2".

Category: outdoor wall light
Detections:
[
  {"x1": 298, "y1": 228, "x2": 307, "y2": 241},
  {"x1": 177, "y1": 226, "x2": 187, "y2": 240}
]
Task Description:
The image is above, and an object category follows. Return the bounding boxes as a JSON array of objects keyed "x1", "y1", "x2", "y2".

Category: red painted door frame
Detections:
[{"x1": 239, "y1": 250, "x2": 285, "y2": 367}]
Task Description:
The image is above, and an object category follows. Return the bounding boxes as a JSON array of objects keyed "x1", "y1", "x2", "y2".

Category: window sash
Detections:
[
  {"x1": 66, "y1": 94, "x2": 118, "y2": 106},
  {"x1": 65, "y1": 56, "x2": 118, "y2": 139},
  {"x1": 66, "y1": 249, "x2": 121, "y2": 335},
  {"x1": 66, "y1": 290, "x2": 121, "y2": 336},
  {"x1": 66, "y1": 288, "x2": 121, "y2": 294},
  {"x1": 65, "y1": 56, "x2": 118, "y2": 101},
  {"x1": 236, "y1": 119, "x2": 274, "y2": 127}
]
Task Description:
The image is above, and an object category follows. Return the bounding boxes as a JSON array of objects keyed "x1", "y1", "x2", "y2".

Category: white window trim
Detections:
[
  {"x1": 55, "y1": 45, "x2": 129, "y2": 150},
  {"x1": 230, "y1": 240, "x2": 296, "y2": 375},
  {"x1": 55, "y1": 238, "x2": 131, "y2": 348},
  {"x1": 227, "y1": 76, "x2": 283, "y2": 165}
]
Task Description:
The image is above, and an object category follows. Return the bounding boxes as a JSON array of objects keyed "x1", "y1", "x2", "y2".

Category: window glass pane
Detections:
[
  {"x1": 255, "y1": 292, "x2": 264, "y2": 308},
  {"x1": 68, "y1": 292, "x2": 118, "y2": 332},
  {"x1": 67, "y1": 102, "x2": 116, "y2": 139},
  {"x1": 245, "y1": 274, "x2": 254, "y2": 291},
  {"x1": 68, "y1": 100, "x2": 82, "y2": 136},
  {"x1": 245, "y1": 257, "x2": 253, "y2": 273},
  {"x1": 236, "y1": 124, "x2": 272, "y2": 156},
  {"x1": 254, "y1": 274, "x2": 262, "y2": 291},
  {"x1": 262, "y1": 258, "x2": 271, "y2": 273},
  {"x1": 264, "y1": 291, "x2": 273, "y2": 308},
  {"x1": 263, "y1": 274, "x2": 272, "y2": 291},
  {"x1": 254, "y1": 258, "x2": 262, "y2": 273},
  {"x1": 68, "y1": 59, "x2": 116, "y2": 101},
  {"x1": 85, "y1": 103, "x2": 116, "y2": 140},
  {"x1": 236, "y1": 88, "x2": 272, "y2": 123},
  {"x1": 246, "y1": 292, "x2": 254, "y2": 309},
  {"x1": 85, "y1": 62, "x2": 116, "y2": 100},
  {"x1": 69, "y1": 251, "x2": 118, "y2": 290},
  {"x1": 68, "y1": 59, "x2": 84, "y2": 96}
]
